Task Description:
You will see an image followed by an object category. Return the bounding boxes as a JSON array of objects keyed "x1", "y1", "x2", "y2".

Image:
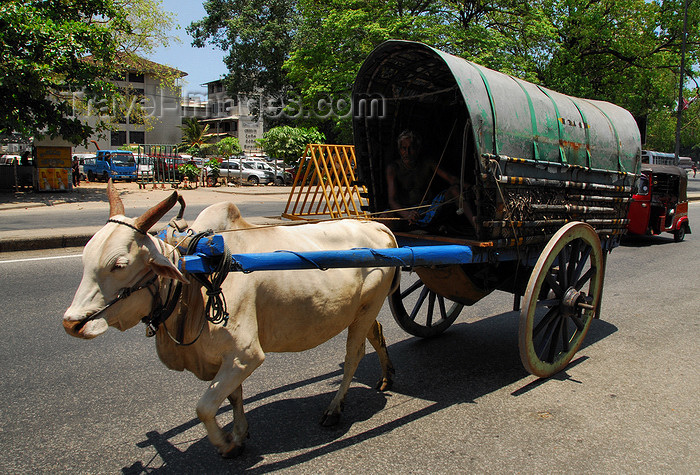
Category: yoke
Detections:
[{"x1": 159, "y1": 229, "x2": 526, "y2": 275}]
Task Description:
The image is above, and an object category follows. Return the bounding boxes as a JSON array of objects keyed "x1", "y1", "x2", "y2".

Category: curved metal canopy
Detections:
[{"x1": 352, "y1": 40, "x2": 641, "y2": 174}]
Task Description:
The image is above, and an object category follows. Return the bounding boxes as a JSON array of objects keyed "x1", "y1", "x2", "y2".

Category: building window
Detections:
[
  {"x1": 111, "y1": 131, "x2": 127, "y2": 147},
  {"x1": 128, "y1": 72, "x2": 145, "y2": 83},
  {"x1": 129, "y1": 131, "x2": 145, "y2": 144}
]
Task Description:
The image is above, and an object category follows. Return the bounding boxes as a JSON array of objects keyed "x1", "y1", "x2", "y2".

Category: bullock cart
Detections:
[{"x1": 178, "y1": 41, "x2": 641, "y2": 378}]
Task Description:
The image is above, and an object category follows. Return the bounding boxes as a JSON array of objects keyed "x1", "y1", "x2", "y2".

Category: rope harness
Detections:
[
  {"x1": 80, "y1": 271, "x2": 160, "y2": 326},
  {"x1": 85, "y1": 219, "x2": 233, "y2": 346}
]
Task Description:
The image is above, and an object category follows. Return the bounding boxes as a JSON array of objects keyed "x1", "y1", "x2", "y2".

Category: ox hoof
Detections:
[
  {"x1": 320, "y1": 411, "x2": 341, "y2": 427},
  {"x1": 221, "y1": 443, "x2": 246, "y2": 458},
  {"x1": 375, "y1": 377, "x2": 393, "y2": 392}
]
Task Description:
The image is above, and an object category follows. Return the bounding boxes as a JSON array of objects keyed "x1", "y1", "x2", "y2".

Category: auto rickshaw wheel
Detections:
[
  {"x1": 519, "y1": 222, "x2": 603, "y2": 378},
  {"x1": 674, "y1": 225, "x2": 686, "y2": 242},
  {"x1": 389, "y1": 271, "x2": 463, "y2": 338}
]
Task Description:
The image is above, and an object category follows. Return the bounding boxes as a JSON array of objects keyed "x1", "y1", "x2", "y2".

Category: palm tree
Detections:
[{"x1": 179, "y1": 117, "x2": 210, "y2": 150}]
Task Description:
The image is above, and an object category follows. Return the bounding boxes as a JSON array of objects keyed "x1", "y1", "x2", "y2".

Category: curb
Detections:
[{"x1": 0, "y1": 232, "x2": 95, "y2": 253}]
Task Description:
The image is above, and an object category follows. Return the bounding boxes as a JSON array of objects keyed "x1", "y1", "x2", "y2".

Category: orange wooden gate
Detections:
[{"x1": 283, "y1": 144, "x2": 369, "y2": 220}]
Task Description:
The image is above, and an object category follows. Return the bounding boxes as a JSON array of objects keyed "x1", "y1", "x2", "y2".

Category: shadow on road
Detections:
[
  {"x1": 620, "y1": 234, "x2": 677, "y2": 247},
  {"x1": 121, "y1": 310, "x2": 618, "y2": 474},
  {"x1": 0, "y1": 185, "x2": 109, "y2": 206}
]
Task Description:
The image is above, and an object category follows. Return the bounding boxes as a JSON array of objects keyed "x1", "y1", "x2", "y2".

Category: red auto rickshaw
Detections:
[{"x1": 627, "y1": 164, "x2": 691, "y2": 241}]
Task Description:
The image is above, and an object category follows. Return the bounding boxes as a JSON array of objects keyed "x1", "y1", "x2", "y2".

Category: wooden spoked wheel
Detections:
[
  {"x1": 519, "y1": 222, "x2": 603, "y2": 378},
  {"x1": 389, "y1": 272, "x2": 464, "y2": 338}
]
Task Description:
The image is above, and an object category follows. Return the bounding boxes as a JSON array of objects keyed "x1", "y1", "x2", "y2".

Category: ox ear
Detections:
[
  {"x1": 149, "y1": 253, "x2": 189, "y2": 284},
  {"x1": 134, "y1": 191, "x2": 179, "y2": 232},
  {"x1": 107, "y1": 179, "x2": 125, "y2": 217}
]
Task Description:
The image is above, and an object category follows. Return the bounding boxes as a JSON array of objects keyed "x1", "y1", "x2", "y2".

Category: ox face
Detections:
[{"x1": 63, "y1": 181, "x2": 187, "y2": 339}]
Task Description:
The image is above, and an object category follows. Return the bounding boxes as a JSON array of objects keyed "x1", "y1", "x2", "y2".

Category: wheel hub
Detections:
[{"x1": 561, "y1": 287, "x2": 587, "y2": 317}]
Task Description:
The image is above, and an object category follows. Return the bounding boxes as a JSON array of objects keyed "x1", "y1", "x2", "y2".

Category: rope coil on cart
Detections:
[{"x1": 186, "y1": 231, "x2": 232, "y2": 327}]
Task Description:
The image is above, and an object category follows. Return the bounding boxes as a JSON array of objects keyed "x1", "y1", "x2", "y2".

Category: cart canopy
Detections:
[{"x1": 352, "y1": 40, "x2": 641, "y2": 210}]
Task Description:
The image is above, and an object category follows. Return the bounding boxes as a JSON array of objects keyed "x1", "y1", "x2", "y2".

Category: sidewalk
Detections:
[{"x1": 0, "y1": 181, "x2": 293, "y2": 252}]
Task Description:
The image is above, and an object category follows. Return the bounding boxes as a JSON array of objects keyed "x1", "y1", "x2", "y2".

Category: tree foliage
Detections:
[
  {"x1": 179, "y1": 117, "x2": 210, "y2": 149},
  {"x1": 216, "y1": 136, "x2": 242, "y2": 158},
  {"x1": 0, "y1": 1, "x2": 125, "y2": 143},
  {"x1": 192, "y1": 0, "x2": 700, "y2": 153},
  {"x1": 114, "y1": 0, "x2": 177, "y2": 56},
  {"x1": 188, "y1": 0, "x2": 298, "y2": 97},
  {"x1": 0, "y1": 0, "x2": 177, "y2": 144},
  {"x1": 256, "y1": 126, "x2": 325, "y2": 164}
]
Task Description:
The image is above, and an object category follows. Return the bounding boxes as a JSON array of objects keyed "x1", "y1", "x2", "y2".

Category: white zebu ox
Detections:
[{"x1": 63, "y1": 181, "x2": 398, "y2": 457}]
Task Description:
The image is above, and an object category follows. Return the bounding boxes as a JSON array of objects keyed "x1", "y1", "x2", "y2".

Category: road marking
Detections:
[{"x1": 0, "y1": 254, "x2": 81, "y2": 264}]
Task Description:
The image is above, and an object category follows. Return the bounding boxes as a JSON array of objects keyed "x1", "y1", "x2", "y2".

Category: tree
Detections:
[
  {"x1": 256, "y1": 126, "x2": 325, "y2": 164},
  {"x1": 179, "y1": 117, "x2": 210, "y2": 150},
  {"x1": 282, "y1": 0, "x2": 556, "y2": 141},
  {"x1": 188, "y1": 0, "x2": 298, "y2": 98},
  {"x1": 216, "y1": 136, "x2": 242, "y2": 158},
  {"x1": 216, "y1": 137, "x2": 242, "y2": 157},
  {"x1": 114, "y1": 0, "x2": 178, "y2": 57},
  {"x1": 0, "y1": 0, "x2": 177, "y2": 145},
  {"x1": 530, "y1": 0, "x2": 696, "y2": 117},
  {"x1": 0, "y1": 1, "x2": 126, "y2": 143},
  {"x1": 192, "y1": 0, "x2": 700, "y2": 149}
]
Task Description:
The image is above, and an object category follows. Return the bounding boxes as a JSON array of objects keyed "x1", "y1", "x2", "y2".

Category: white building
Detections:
[
  {"x1": 73, "y1": 61, "x2": 265, "y2": 155},
  {"x1": 74, "y1": 55, "x2": 186, "y2": 153},
  {"x1": 195, "y1": 80, "x2": 265, "y2": 154}
]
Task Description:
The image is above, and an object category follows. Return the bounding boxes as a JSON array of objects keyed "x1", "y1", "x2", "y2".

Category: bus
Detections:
[{"x1": 641, "y1": 150, "x2": 676, "y2": 166}]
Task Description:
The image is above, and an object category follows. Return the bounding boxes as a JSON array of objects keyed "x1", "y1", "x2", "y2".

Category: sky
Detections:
[{"x1": 146, "y1": 1, "x2": 229, "y2": 98}]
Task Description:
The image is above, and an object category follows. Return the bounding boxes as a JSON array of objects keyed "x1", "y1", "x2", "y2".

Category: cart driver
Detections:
[{"x1": 385, "y1": 129, "x2": 476, "y2": 232}]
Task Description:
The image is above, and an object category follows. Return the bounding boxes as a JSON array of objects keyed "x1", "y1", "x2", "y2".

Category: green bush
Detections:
[
  {"x1": 204, "y1": 158, "x2": 221, "y2": 184},
  {"x1": 256, "y1": 126, "x2": 325, "y2": 165},
  {"x1": 178, "y1": 163, "x2": 200, "y2": 184}
]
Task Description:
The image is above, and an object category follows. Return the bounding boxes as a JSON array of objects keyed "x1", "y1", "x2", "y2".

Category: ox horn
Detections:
[
  {"x1": 134, "y1": 191, "x2": 179, "y2": 232},
  {"x1": 107, "y1": 179, "x2": 125, "y2": 217}
]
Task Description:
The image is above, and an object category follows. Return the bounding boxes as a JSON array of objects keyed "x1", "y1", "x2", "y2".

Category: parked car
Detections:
[
  {"x1": 211, "y1": 159, "x2": 274, "y2": 185},
  {"x1": 152, "y1": 156, "x2": 192, "y2": 181},
  {"x1": 243, "y1": 160, "x2": 292, "y2": 185}
]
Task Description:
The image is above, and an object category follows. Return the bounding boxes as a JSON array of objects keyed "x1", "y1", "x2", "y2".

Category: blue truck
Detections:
[{"x1": 83, "y1": 150, "x2": 137, "y2": 182}]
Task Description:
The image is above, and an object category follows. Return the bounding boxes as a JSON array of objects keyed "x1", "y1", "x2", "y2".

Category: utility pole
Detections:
[{"x1": 674, "y1": 0, "x2": 689, "y2": 165}]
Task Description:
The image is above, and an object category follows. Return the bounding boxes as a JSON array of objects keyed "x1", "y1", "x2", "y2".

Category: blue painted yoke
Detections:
[{"x1": 156, "y1": 229, "x2": 512, "y2": 274}]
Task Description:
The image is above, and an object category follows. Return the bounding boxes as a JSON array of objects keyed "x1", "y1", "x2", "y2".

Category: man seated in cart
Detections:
[{"x1": 385, "y1": 129, "x2": 476, "y2": 234}]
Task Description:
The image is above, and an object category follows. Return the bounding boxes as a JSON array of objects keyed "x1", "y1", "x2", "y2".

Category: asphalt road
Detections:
[
  {"x1": 0, "y1": 206, "x2": 698, "y2": 473},
  {"x1": 0, "y1": 202, "x2": 284, "y2": 231},
  {"x1": 0, "y1": 194, "x2": 287, "y2": 232}
]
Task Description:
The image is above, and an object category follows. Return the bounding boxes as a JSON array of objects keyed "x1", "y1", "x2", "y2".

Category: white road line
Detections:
[{"x1": 0, "y1": 254, "x2": 82, "y2": 264}]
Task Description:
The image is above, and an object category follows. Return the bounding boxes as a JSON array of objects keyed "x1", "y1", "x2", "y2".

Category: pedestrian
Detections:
[
  {"x1": 72, "y1": 156, "x2": 80, "y2": 187},
  {"x1": 692, "y1": 163, "x2": 697, "y2": 178}
]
